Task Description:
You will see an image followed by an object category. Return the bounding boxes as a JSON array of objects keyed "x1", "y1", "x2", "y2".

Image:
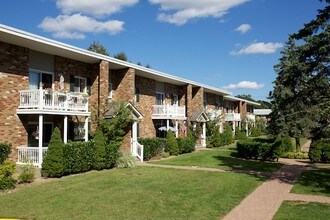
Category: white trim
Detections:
[{"x1": 17, "y1": 109, "x2": 91, "y2": 116}]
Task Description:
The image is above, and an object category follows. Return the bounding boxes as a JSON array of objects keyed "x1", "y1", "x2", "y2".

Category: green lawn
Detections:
[
  {"x1": 273, "y1": 201, "x2": 330, "y2": 220},
  {"x1": 291, "y1": 170, "x2": 330, "y2": 197},
  {"x1": 0, "y1": 167, "x2": 266, "y2": 220},
  {"x1": 151, "y1": 147, "x2": 281, "y2": 172}
]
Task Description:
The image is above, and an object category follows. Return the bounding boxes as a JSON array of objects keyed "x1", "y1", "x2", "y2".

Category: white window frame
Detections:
[
  {"x1": 155, "y1": 92, "x2": 165, "y2": 105},
  {"x1": 29, "y1": 68, "x2": 54, "y2": 90},
  {"x1": 74, "y1": 76, "x2": 87, "y2": 93}
]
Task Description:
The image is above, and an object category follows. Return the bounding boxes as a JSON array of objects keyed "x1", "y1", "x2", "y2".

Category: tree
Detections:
[
  {"x1": 165, "y1": 130, "x2": 179, "y2": 155},
  {"x1": 236, "y1": 94, "x2": 271, "y2": 109},
  {"x1": 93, "y1": 128, "x2": 106, "y2": 170},
  {"x1": 268, "y1": 0, "x2": 330, "y2": 149},
  {"x1": 41, "y1": 127, "x2": 64, "y2": 177},
  {"x1": 114, "y1": 52, "x2": 128, "y2": 61},
  {"x1": 87, "y1": 41, "x2": 110, "y2": 56}
]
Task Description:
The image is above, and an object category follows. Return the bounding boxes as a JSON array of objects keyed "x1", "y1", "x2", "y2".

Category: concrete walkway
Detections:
[{"x1": 138, "y1": 158, "x2": 329, "y2": 220}]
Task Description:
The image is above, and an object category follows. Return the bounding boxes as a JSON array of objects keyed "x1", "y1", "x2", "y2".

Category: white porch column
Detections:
[
  {"x1": 232, "y1": 122, "x2": 236, "y2": 136},
  {"x1": 246, "y1": 122, "x2": 249, "y2": 137},
  {"x1": 202, "y1": 122, "x2": 206, "y2": 147},
  {"x1": 84, "y1": 117, "x2": 89, "y2": 142},
  {"x1": 38, "y1": 114, "x2": 43, "y2": 167},
  {"x1": 63, "y1": 116, "x2": 68, "y2": 144},
  {"x1": 132, "y1": 121, "x2": 137, "y2": 156},
  {"x1": 239, "y1": 121, "x2": 242, "y2": 130},
  {"x1": 220, "y1": 121, "x2": 224, "y2": 134},
  {"x1": 166, "y1": 119, "x2": 169, "y2": 132},
  {"x1": 175, "y1": 121, "x2": 178, "y2": 138}
]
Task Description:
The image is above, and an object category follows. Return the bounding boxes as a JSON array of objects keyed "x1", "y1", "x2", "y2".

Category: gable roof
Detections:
[{"x1": 190, "y1": 110, "x2": 209, "y2": 122}]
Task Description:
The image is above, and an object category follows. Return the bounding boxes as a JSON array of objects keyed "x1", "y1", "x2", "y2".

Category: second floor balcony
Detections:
[
  {"x1": 152, "y1": 105, "x2": 186, "y2": 120},
  {"x1": 245, "y1": 114, "x2": 256, "y2": 122},
  {"x1": 225, "y1": 113, "x2": 241, "y2": 122},
  {"x1": 17, "y1": 89, "x2": 89, "y2": 115}
]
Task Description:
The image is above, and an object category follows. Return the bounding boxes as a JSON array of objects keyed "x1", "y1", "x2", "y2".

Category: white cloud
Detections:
[
  {"x1": 223, "y1": 81, "x2": 265, "y2": 90},
  {"x1": 231, "y1": 42, "x2": 283, "y2": 55},
  {"x1": 39, "y1": 14, "x2": 124, "y2": 39},
  {"x1": 235, "y1": 24, "x2": 251, "y2": 34},
  {"x1": 149, "y1": 0, "x2": 248, "y2": 25},
  {"x1": 56, "y1": 0, "x2": 139, "y2": 17}
]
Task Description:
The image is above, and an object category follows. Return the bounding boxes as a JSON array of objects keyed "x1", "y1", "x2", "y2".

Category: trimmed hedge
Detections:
[
  {"x1": 237, "y1": 139, "x2": 279, "y2": 161},
  {"x1": 0, "y1": 142, "x2": 12, "y2": 164},
  {"x1": 138, "y1": 138, "x2": 165, "y2": 161},
  {"x1": 177, "y1": 137, "x2": 195, "y2": 154},
  {"x1": 309, "y1": 138, "x2": 330, "y2": 163}
]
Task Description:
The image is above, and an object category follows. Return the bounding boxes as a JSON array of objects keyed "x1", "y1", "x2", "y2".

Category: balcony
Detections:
[
  {"x1": 206, "y1": 109, "x2": 222, "y2": 120},
  {"x1": 225, "y1": 113, "x2": 241, "y2": 121},
  {"x1": 246, "y1": 114, "x2": 256, "y2": 122},
  {"x1": 152, "y1": 105, "x2": 186, "y2": 120},
  {"x1": 17, "y1": 89, "x2": 89, "y2": 116}
]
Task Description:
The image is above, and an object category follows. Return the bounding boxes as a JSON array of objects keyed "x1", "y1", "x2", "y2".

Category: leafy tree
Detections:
[
  {"x1": 236, "y1": 94, "x2": 271, "y2": 109},
  {"x1": 268, "y1": 0, "x2": 330, "y2": 148},
  {"x1": 41, "y1": 127, "x2": 64, "y2": 177},
  {"x1": 236, "y1": 94, "x2": 255, "y2": 102},
  {"x1": 93, "y1": 128, "x2": 106, "y2": 170},
  {"x1": 114, "y1": 52, "x2": 128, "y2": 61},
  {"x1": 87, "y1": 41, "x2": 110, "y2": 56}
]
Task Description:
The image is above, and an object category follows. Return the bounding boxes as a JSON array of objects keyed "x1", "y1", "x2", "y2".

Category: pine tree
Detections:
[
  {"x1": 166, "y1": 130, "x2": 179, "y2": 155},
  {"x1": 41, "y1": 127, "x2": 64, "y2": 178},
  {"x1": 93, "y1": 128, "x2": 106, "y2": 170},
  {"x1": 268, "y1": 1, "x2": 330, "y2": 147}
]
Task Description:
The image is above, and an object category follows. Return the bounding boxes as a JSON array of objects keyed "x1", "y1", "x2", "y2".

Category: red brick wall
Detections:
[
  {"x1": 111, "y1": 68, "x2": 135, "y2": 103},
  {"x1": 0, "y1": 42, "x2": 29, "y2": 160}
]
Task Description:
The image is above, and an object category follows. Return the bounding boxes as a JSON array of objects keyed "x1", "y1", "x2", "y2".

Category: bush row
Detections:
[
  {"x1": 41, "y1": 128, "x2": 120, "y2": 178},
  {"x1": 309, "y1": 138, "x2": 330, "y2": 163},
  {"x1": 237, "y1": 138, "x2": 281, "y2": 161},
  {"x1": 139, "y1": 135, "x2": 196, "y2": 161}
]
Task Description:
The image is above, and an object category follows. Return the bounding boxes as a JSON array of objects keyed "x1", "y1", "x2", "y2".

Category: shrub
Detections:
[
  {"x1": 162, "y1": 151, "x2": 170, "y2": 158},
  {"x1": 281, "y1": 152, "x2": 309, "y2": 159},
  {"x1": 64, "y1": 141, "x2": 96, "y2": 175},
  {"x1": 309, "y1": 138, "x2": 330, "y2": 163},
  {"x1": 220, "y1": 126, "x2": 234, "y2": 146},
  {"x1": 116, "y1": 152, "x2": 136, "y2": 168},
  {"x1": 235, "y1": 129, "x2": 248, "y2": 140},
  {"x1": 0, "y1": 160, "x2": 16, "y2": 190},
  {"x1": 93, "y1": 128, "x2": 106, "y2": 170},
  {"x1": 208, "y1": 129, "x2": 222, "y2": 148},
  {"x1": 104, "y1": 141, "x2": 121, "y2": 169},
  {"x1": 250, "y1": 127, "x2": 262, "y2": 137},
  {"x1": 18, "y1": 162, "x2": 36, "y2": 184},
  {"x1": 237, "y1": 139, "x2": 278, "y2": 161},
  {"x1": 138, "y1": 138, "x2": 165, "y2": 161},
  {"x1": 41, "y1": 127, "x2": 65, "y2": 178},
  {"x1": 0, "y1": 142, "x2": 12, "y2": 164},
  {"x1": 166, "y1": 131, "x2": 179, "y2": 156},
  {"x1": 177, "y1": 137, "x2": 195, "y2": 154}
]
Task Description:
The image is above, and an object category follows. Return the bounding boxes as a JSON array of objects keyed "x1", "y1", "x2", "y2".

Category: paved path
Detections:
[
  {"x1": 138, "y1": 158, "x2": 329, "y2": 220},
  {"x1": 223, "y1": 159, "x2": 307, "y2": 220}
]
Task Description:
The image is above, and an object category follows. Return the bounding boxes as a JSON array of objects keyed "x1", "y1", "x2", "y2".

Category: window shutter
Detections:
[
  {"x1": 70, "y1": 75, "x2": 75, "y2": 92},
  {"x1": 87, "y1": 77, "x2": 91, "y2": 95}
]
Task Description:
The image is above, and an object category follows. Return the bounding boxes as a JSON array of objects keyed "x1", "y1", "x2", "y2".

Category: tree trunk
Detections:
[{"x1": 295, "y1": 137, "x2": 301, "y2": 152}]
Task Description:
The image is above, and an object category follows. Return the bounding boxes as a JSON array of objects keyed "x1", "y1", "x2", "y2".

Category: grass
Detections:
[
  {"x1": 291, "y1": 170, "x2": 330, "y2": 197},
  {"x1": 0, "y1": 167, "x2": 266, "y2": 220},
  {"x1": 273, "y1": 201, "x2": 330, "y2": 220},
  {"x1": 151, "y1": 145, "x2": 281, "y2": 172}
]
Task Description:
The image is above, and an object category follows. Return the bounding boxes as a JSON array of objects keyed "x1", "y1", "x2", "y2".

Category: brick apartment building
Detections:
[{"x1": 0, "y1": 24, "x2": 259, "y2": 166}]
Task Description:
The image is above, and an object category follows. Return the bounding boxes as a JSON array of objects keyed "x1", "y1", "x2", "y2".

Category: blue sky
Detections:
[{"x1": 0, "y1": 0, "x2": 326, "y2": 100}]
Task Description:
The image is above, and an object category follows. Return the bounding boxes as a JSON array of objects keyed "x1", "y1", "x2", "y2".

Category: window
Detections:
[
  {"x1": 135, "y1": 87, "x2": 140, "y2": 102},
  {"x1": 155, "y1": 92, "x2": 165, "y2": 105},
  {"x1": 74, "y1": 76, "x2": 87, "y2": 93},
  {"x1": 171, "y1": 94, "x2": 178, "y2": 106},
  {"x1": 29, "y1": 70, "x2": 53, "y2": 90},
  {"x1": 73, "y1": 122, "x2": 85, "y2": 140}
]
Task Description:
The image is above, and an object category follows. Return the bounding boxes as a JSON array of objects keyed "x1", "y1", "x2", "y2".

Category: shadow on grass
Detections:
[
  {"x1": 293, "y1": 170, "x2": 330, "y2": 195},
  {"x1": 212, "y1": 152, "x2": 281, "y2": 173}
]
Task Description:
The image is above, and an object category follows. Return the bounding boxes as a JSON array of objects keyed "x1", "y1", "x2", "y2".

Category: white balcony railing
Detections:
[
  {"x1": 152, "y1": 105, "x2": 186, "y2": 119},
  {"x1": 17, "y1": 146, "x2": 48, "y2": 166},
  {"x1": 206, "y1": 109, "x2": 222, "y2": 120},
  {"x1": 18, "y1": 89, "x2": 88, "y2": 113},
  {"x1": 225, "y1": 113, "x2": 241, "y2": 121},
  {"x1": 246, "y1": 114, "x2": 256, "y2": 122}
]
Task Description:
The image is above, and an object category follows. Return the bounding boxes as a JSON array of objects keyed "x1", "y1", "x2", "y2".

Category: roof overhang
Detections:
[{"x1": 0, "y1": 24, "x2": 232, "y2": 95}]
